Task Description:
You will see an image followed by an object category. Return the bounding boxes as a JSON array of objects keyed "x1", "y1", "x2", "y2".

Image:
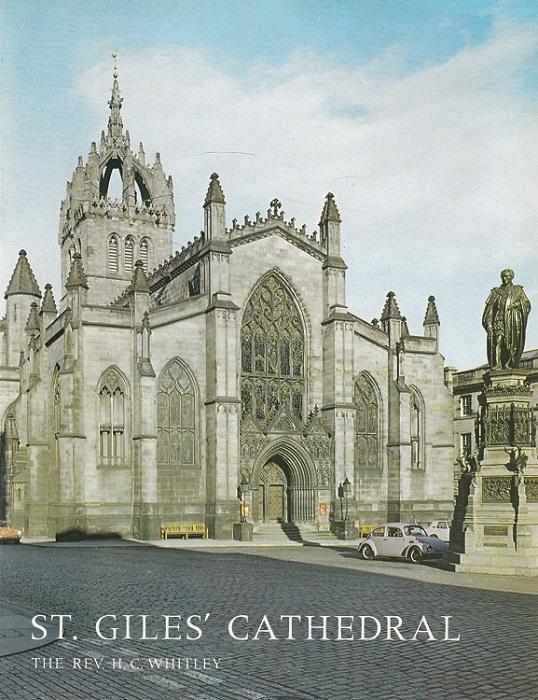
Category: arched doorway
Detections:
[{"x1": 251, "y1": 441, "x2": 318, "y2": 525}]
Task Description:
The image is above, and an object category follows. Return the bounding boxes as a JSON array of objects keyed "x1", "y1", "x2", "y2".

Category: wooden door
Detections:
[{"x1": 268, "y1": 484, "x2": 284, "y2": 520}]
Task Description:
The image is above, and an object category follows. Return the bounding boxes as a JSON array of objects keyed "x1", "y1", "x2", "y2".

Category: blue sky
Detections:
[{"x1": 1, "y1": 0, "x2": 537, "y2": 368}]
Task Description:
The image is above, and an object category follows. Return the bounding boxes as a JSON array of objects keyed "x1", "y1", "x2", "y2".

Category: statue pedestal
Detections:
[{"x1": 443, "y1": 370, "x2": 538, "y2": 576}]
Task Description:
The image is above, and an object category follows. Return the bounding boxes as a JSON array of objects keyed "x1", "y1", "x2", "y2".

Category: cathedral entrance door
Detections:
[{"x1": 258, "y1": 462, "x2": 288, "y2": 522}]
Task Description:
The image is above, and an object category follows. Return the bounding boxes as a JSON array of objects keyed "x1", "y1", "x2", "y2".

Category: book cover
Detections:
[{"x1": 1, "y1": 2, "x2": 537, "y2": 699}]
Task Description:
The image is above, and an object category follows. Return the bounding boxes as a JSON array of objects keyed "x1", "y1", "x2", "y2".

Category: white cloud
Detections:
[{"x1": 5, "y1": 23, "x2": 537, "y2": 370}]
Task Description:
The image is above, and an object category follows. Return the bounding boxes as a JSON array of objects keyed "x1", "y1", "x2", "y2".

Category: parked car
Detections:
[
  {"x1": 358, "y1": 522, "x2": 448, "y2": 563},
  {"x1": 0, "y1": 521, "x2": 22, "y2": 544},
  {"x1": 419, "y1": 520, "x2": 451, "y2": 542}
]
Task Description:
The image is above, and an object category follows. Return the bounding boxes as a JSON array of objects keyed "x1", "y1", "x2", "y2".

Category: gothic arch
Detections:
[
  {"x1": 353, "y1": 371, "x2": 383, "y2": 472},
  {"x1": 97, "y1": 366, "x2": 130, "y2": 466},
  {"x1": 409, "y1": 385, "x2": 426, "y2": 470},
  {"x1": 156, "y1": 357, "x2": 199, "y2": 467},
  {"x1": 240, "y1": 270, "x2": 308, "y2": 425}
]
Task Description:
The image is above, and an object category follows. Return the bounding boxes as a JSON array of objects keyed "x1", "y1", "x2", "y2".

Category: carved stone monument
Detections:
[{"x1": 444, "y1": 270, "x2": 538, "y2": 575}]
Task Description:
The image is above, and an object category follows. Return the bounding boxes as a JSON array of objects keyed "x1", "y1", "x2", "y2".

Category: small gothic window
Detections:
[
  {"x1": 108, "y1": 235, "x2": 119, "y2": 273},
  {"x1": 157, "y1": 359, "x2": 197, "y2": 466},
  {"x1": 240, "y1": 274, "x2": 305, "y2": 424},
  {"x1": 52, "y1": 372, "x2": 61, "y2": 438},
  {"x1": 98, "y1": 368, "x2": 127, "y2": 465},
  {"x1": 354, "y1": 373, "x2": 380, "y2": 470},
  {"x1": 139, "y1": 238, "x2": 150, "y2": 272},
  {"x1": 124, "y1": 236, "x2": 134, "y2": 275},
  {"x1": 410, "y1": 389, "x2": 424, "y2": 470}
]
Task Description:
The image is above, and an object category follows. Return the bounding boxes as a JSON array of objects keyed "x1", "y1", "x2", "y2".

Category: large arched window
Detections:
[
  {"x1": 124, "y1": 236, "x2": 134, "y2": 275},
  {"x1": 98, "y1": 368, "x2": 128, "y2": 465},
  {"x1": 410, "y1": 387, "x2": 425, "y2": 470},
  {"x1": 354, "y1": 373, "x2": 381, "y2": 470},
  {"x1": 157, "y1": 359, "x2": 196, "y2": 465},
  {"x1": 241, "y1": 274, "x2": 305, "y2": 423},
  {"x1": 108, "y1": 235, "x2": 119, "y2": 273}
]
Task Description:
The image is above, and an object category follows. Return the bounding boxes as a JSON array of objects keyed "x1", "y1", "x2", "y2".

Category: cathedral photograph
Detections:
[{"x1": 0, "y1": 68, "x2": 456, "y2": 540}]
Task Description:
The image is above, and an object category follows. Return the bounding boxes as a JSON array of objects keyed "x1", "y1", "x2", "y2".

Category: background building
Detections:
[{"x1": 0, "y1": 75, "x2": 455, "y2": 539}]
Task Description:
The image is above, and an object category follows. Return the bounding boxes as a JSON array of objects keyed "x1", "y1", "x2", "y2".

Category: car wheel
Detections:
[
  {"x1": 408, "y1": 547, "x2": 422, "y2": 564},
  {"x1": 360, "y1": 544, "x2": 375, "y2": 560}
]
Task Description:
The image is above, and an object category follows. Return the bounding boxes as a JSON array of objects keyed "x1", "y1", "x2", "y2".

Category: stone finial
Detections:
[
  {"x1": 371, "y1": 318, "x2": 379, "y2": 327},
  {"x1": 423, "y1": 295, "x2": 440, "y2": 325},
  {"x1": 204, "y1": 172, "x2": 226, "y2": 206},
  {"x1": 269, "y1": 198, "x2": 282, "y2": 218},
  {"x1": 65, "y1": 253, "x2": 89, "y2": 290},
  {"x1": 5, "y1": 249, "x2": 41, "y2": 299},
  {"x1": 319, "y1": 192, "x2": 342, "y2": 224},
  {"x1": 41, "y1": 283, "x2": 57, "y2": 314},
  {"x1": 131, "y1": 259, "x2": 150, "y2": 293},
  {"x1": 25, "y1": 302, "x2": 40, "y2": 332},
  {"x1": 380, "y1": 291, "x2": 402, "y2": 321}
]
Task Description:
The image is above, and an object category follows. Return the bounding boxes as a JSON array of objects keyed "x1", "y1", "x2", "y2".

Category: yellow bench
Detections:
[
  {"x1": 160, "y1": 523, "x2": 208, "y2": 540},
  {"x1": 358, "y1": 524, "x2": 375, "y2": 538}
]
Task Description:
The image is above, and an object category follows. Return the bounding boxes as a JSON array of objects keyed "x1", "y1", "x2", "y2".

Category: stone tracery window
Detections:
[
  {"x1": 98, "y1": 368, "x2": 127, "y2": 465},
  {"x1": 157, "y1": 359, "x2": 196, "y2": 465},
  {"x1": 241, "y1": 274, "x2": 304, "y2": 424},
  {"x1": 354, "y1": 373, "x2": 380, "y2": 470}
]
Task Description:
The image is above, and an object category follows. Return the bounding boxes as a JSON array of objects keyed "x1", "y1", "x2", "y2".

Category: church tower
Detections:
[{"x1": 58, "y1": 58, "x2": 174, "y2": 305}]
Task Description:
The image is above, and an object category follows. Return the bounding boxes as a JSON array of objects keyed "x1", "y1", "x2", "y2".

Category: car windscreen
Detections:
[{"x1": 403, "y1": 525, "x2": 428, "y2": 536}]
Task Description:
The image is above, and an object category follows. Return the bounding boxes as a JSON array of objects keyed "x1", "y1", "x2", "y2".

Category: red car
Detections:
[{"x1": 0, "y1": 521, "x2": 22, "y2": 544}]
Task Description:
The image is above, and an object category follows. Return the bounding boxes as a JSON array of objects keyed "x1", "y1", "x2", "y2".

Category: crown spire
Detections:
[{"x1": 107, "y1": 51, "x2": 123, "y2": 139}]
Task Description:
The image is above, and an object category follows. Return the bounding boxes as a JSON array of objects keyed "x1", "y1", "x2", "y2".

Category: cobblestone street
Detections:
[{"x1": 1, "y1": 543, "x2": 538, "y2": 700}]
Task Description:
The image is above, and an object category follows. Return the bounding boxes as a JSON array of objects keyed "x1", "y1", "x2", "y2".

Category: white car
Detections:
[
  {"x1": 419, "y1": 520, "x2": 451, "y2": 542},
  {"x1": 358, "y1": 522, "x2": 448, "y2": 564}
]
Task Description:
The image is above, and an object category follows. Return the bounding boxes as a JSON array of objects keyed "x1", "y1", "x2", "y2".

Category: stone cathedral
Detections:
[{"x1": 0, "y1": 72, "x2": 455, "y2": 539}]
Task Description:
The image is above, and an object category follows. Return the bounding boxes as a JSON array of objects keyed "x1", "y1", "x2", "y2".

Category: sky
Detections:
[{"x1": 1, "y1": 0, "x2": 537, "y2": 369}]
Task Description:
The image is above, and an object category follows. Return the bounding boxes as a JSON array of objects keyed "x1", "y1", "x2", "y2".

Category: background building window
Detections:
[
  {"x1": 98, "y1": 368, "x2": 127, "y2": 465},
  {"x1": 460, "y1": 395, "x2": 472, "y2": 416},
  {"x1": 240, "y1": 274, "x2": 304, "y2": 424},
  {"x1": 460, "y1": 432, "x2": 472, "y2": 457}
]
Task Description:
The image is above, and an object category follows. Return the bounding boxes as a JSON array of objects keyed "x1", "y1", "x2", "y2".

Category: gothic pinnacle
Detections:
[
  {"x1": 380, "y1": 291, "x2": 402, "y2": 321},
  {"x1": 65, "y1": 252, "x2": 89, "y2": 290},
  {"x1": 41, "y1": 283, "x2": 58, "y2": 315},
  {"x1": 130, "y1": 259, "x2": 150, "y2": 293},
  {"x1": 204, "y1": 172, "x2": 226, "y2": 206},
  {"x1": 423, "y1": 295, "x2": 440, "y2": 325},
  {"x1": 319, "y1": 192, "x2": 342, "y2": 224},
  {"x1": 5, "y1": 249, "x2": 41, "y2": 299}
]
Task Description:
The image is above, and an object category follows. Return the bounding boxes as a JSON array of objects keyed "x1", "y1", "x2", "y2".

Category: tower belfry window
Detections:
[
  {"x1": 108, "y1": 235, "x2": 119, "y2": 273},
  {"x1": 139, "y1": 238, "x2": 149, "y2": 272},
  {"x1": 124, "y1": 236, "x2": 134, "y2": 275}
]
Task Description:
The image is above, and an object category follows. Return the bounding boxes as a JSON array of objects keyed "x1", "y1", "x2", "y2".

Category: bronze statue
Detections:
[{"x1": 482, "y1": 269, "x2": 531, "y2": 370}]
